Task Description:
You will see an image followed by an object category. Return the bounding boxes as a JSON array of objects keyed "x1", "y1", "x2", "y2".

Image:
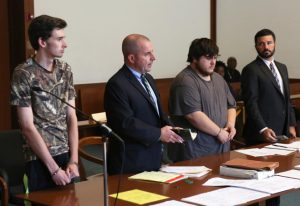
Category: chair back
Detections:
[
  {"x1": 0, "y1": 174, "x2": 8, "y2": 206},
  {"x1": 78, "y1": 136, "x2": 104, "y2": 180},
  {"x1": 0, "y1": 130, "x2": 25, "y2": 187},
  {"x1": 0, "y1": 130, "x2": 25, "y2": 205}
]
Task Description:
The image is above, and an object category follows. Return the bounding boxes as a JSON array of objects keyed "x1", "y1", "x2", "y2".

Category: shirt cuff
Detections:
[{"x1": 259, "y1": 127, "x2": 268, "y2": 134}]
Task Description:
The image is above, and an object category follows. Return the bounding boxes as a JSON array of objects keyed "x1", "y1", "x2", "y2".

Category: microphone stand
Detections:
[{"x1": 33, "y1": 87, "x2": 124, "y2": 206}]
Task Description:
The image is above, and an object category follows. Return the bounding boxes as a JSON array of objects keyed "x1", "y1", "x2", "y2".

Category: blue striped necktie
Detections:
[{"x1": 141, "y1": 74, "x2": 156, "y2": 105}]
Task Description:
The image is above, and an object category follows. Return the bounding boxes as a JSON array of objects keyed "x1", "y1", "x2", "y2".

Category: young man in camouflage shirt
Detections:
[{"x1": 10, "y1": 15, "x2": 79, "y2": 191}]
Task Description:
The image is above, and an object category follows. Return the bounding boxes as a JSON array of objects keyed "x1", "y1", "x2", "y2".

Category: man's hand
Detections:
[
  {"x1": 216, "y1": 128, "x2": 230, "y2": 144},
  {"x1": 51, "y1": 168, "x2": 71, "y2": 186},
  {"x1": 261, "y1": 128, "x2": 277, "y2": 142},
  {"x1": 66, "y1": 162, "x2": 79, "y2": 179},
  {"x1": 224, "y1": 124, "x2": 236, "y2": 140},
  {"x1": 160, "y1": 126, "x2": 184, "y2": 143},
  {"x1": 289, "y1": 126, "x2": 297, "y2": 138}
]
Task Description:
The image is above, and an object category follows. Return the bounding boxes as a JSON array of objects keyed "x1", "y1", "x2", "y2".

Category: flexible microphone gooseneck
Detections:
[
  {"x1": 32, "y1": 86, "x2": 125, "y2": 206},
  {"x1": 31, "y1": 86, "x2": 123, "y2": 143}
]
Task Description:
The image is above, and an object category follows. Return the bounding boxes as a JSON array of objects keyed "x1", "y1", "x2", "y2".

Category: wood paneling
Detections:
[
  {"x1": 6, "y1": 0, "x2": 34, "y2": 130},
  {"x1": 0, "y1": 0, "x2": 11, "y2": 130},
  {"x1": 210, "y1": 0, "x2": 217, "y2": 42},
  {"x1": 74, "y1": 78, "x2": 174, "y2": 118}
]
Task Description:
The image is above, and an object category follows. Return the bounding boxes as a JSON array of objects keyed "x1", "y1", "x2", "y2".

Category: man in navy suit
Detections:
[
  {"x1": 241, "y1": 29, "x2": 296, "y2": 146},
  {"x1": 104, "y1": 34, "x2": 183, "y2": 175}
]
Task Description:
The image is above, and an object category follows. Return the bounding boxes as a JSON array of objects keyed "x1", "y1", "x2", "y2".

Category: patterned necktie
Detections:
[
  {"x1": 269, "y1": 62, "x2": 281, "y2": 89},
  {"x1": 141, "y1": 74, "x2": 156, "y2": 105}
]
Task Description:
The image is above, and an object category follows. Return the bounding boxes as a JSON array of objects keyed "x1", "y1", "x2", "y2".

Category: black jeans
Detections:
[{"x1": 25, "y1": 152, "x2": 70, "y2": 192}]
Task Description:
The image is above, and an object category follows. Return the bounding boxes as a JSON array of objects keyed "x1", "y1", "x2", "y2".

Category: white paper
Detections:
[
  {"x1": 160, "y1": 166, "x2": 210, "y2": 174},
  {"x1": 203, "y1": 177, "x2": 253, "y2": 187},
  {"x1": 204, "y1": 176, "x2": 300, "y2": 194},
  {"x1": 150, "y1": 200, "x2": 196, "y2": 206},
  {"x1": 160, "y1": 166, "x2": 211, "y2": 177},
  {"x1": 273, "y1": 141, "x2": 300, "y2": 150},
  {"x1": 235, "y1": 176, "x2": 300, "y2": 194},
  {"x1": 276, "y1": 169, "x2": 300, "y2": 180},
  {"x1": 182, "y1": 187, "x2": 269, "y2": 206},
  {"x1": 264, "y1": 145, "x2": 297, "y2": 152},
  {"x1": 236, "y1": 147, "x2": 294, "y2": 157}
]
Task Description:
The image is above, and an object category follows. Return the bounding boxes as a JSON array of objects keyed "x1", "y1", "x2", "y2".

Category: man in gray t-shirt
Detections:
[{"x1": 168, "y1": 38, "x2": 236, "y2": 161}]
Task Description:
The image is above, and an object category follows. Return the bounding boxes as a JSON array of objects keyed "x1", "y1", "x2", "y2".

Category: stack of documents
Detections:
[
  {"x1": 160, "y1": 166, "x2": 211, "y2": 178},
  {"x1": 129, "y1": 171, "x2": 187, "y2": 183},
  {"x1": 219, "y1": 158, "x2": 278, "y2": 179}
]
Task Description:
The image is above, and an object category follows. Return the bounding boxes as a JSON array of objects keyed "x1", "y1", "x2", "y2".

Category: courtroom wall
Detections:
[
  {"x1": 217, "y1": 0, "x2": 300, "y2": 78},
  {"x1": 34, "y1": 0, "x2": 210, "y2": 84}
]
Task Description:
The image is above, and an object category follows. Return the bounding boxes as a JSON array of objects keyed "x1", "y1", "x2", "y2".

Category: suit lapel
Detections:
[
  {"x1": 122, "y1": 66, "x2": 159, "y2": 114},
  {"x1": 256, "y1": 57, "x2": 284, "y2": 98},
  {"x1": 275, "y1": 62, "x2": 289, "y2": 98}
]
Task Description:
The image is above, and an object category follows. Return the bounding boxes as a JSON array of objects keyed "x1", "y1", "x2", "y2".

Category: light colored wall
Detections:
[
  {"x1": 217, "y1": 0, "x2": 300, "y2": 78},
  {"x1": 34, "y1": 0, "x2": 210, "y2": 84}
]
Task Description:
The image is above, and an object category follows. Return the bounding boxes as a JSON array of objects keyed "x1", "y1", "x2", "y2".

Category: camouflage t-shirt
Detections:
[{"x1": 11, "y1": 58, "x2": 76, "y2": 161}]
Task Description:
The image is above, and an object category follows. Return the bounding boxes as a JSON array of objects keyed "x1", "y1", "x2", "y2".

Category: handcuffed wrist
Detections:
[
  {"x1": 216, "y1": 128, "x2": 222, "y2": 137},
  {"x1": 51, "y1": 167, "x2": 61, "y2": 177}
]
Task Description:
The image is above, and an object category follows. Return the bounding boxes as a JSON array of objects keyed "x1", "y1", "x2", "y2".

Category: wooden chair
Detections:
[
  {"x1": 0, "y1": 176, "x2": 8, "y2": 206},
  {"x1": 0, "y1": 130, "x2": 25, "y2": 205},
  {"x1": 0, "y1": 168, "x2": 8, "y2": 206},
  {"x1": 78, "y1": 136, "x2": 105, "y2": 180}
]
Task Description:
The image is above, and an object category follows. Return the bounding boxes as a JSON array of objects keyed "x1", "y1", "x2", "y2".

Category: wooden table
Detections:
[{"x1": 16, "y1": 144, "x2": 300, "y2": 205}]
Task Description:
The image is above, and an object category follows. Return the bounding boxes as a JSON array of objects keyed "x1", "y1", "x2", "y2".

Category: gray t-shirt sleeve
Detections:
[
  {"x1": 170, "y1": 83, "x2": 201, "y2": 116},
  {"x1": 224, "y1": 81, "x2": 236, "y2": 109}
]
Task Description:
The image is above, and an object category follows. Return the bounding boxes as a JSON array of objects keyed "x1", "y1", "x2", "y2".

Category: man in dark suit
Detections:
[
  {"x1": 104, "y1": 34, "x2": 183, "y2": 175},
  {"x1": 241, "y1": 29, "x2": 296, "y2": 146},
  {"x1": 241, "y1": 28, "x2": 297, "y2": 206}
]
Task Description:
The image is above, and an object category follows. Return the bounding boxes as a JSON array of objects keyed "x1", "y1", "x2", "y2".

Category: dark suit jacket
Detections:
[
  {"x1": 104, "y1": 65, "x2": 169, "y2": 174},
  {"x1": 241, "y1": 57, "x2": 296, "y2": 145}
]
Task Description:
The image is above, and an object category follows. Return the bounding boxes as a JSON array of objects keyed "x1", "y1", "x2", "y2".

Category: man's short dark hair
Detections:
[
  {"x1": 187, "y1": 38, "x2": 219, "y2": 63},
  {"x1": 254, "y1": 29, "x2": 276, "y2": 44},
  {"x1": 28, "y1": 15, "x2": 67, "y2": 50}
]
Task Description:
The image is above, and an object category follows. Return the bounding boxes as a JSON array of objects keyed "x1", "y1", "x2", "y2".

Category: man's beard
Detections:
[
  {"x1": 195, "y1": 64, "x2": 214, "y2": 76},
  {"x1": 258, "y1": 48, "x2": 275, "y2": 59}
]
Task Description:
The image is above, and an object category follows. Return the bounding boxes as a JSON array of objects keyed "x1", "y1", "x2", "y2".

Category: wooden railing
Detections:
[{"x1": 75, "y1": 79, "x2": 300, "y2": 118}]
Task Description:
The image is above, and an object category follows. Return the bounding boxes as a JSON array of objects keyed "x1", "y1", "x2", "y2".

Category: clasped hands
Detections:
[
  {"x1": 51, "y1": 162, "x2": 80, "y2": 186},
  {"x1": 217, "y1": 124, "x2": 236, "y2": 144}
]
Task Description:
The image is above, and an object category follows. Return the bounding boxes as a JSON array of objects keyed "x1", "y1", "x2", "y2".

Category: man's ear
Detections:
[
  {"x1": 192, "y1": 57, "x2": 197, "y2": 64},
  {"x1": 38, "y1": 37, "x2": 47, "y2": 48},
  {"x1": 128, "y1": 54, "x2": 135, "y2": 64}
]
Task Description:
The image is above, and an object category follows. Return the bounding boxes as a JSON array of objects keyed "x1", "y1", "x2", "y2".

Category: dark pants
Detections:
[
  {"x1": 25, "y1": 152, "x2": 70, "y2": 192},
  {"x1": 250, "y1": 197, "x2": 280, "y2": 206}
]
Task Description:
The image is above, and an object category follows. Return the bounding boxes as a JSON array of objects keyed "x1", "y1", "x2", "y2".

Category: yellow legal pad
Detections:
[{"x1": 110, "y1": 189, "x2": 169, "y2": 205}]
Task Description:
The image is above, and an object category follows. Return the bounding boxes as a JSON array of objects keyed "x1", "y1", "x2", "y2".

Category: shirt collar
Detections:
[
  {"x1": 127, "y1": 65, "x2": 143, "y2": 79},
  {"x1": 258, "y1": 56, "x2": 275, "y2": 66}
]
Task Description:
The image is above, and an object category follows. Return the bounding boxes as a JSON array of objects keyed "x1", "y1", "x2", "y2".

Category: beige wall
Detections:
[
  {"x1": 217, "y1": 0, "x2": 300, "y2": 78},
  {"x1": 34, "y1": 0, "x2": 210, "y2": 84}
]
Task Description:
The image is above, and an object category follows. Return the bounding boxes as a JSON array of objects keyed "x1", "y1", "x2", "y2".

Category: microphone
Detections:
[{"x1": 31, "y1": 86, "x2": 123, "y2": 143}]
